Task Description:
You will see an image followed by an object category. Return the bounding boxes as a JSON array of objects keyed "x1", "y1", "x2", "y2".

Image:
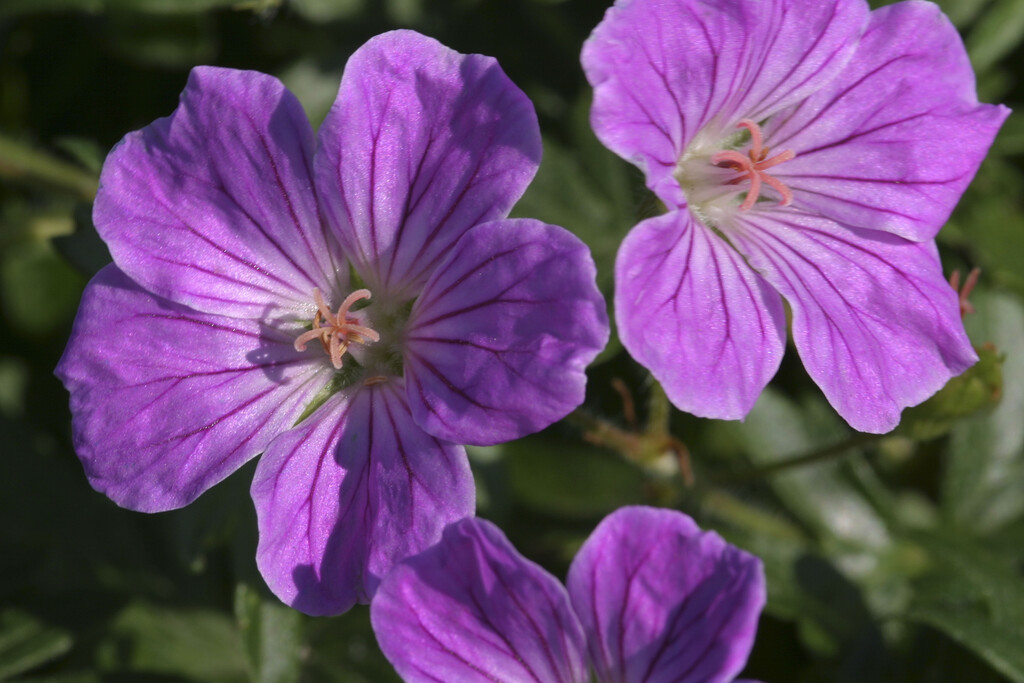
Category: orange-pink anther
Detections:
[
  {"x1": 709, "y1": 119, "x2": 796, "y2": 211},
  {"x1": 294, "y1": 288, "x2": 380, "y2": 370}
]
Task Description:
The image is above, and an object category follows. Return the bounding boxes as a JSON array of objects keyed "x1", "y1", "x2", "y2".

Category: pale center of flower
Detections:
[
  {"x1": 294, "y1": 287, "x2": 380, "y2": 370},
  {"x1": 675, "y1": 118, "x2": 797, "y2": 219},
  {"x1": 710, "y1": 119, "x2": 796, "y2": 211}
]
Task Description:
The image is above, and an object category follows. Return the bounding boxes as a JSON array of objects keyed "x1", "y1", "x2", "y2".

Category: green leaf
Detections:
[
  {"x1": 385, "y1": 0, "x2": 422, "y2": 23},
  {"x1": 0, "y1": 0, "x2": 277, "y2": 16},
  {"x1": 51, "y1": 138, "x2": 105, "y2": 175},
  {"x1": 0, "y1": 609, "x2": 72, "y2": 681},
  {"x1": 965, "y1": 0, "x2": 1024, "y2": 74},
  {"x1": 933, "y1": 0, "x2": 994, "y2": 26},
  {"x1": 946, "y1": 158, "x2": 1024, "y2": 300},
  {"x1": 905, "y1": 530, "x2": 1024, "y2": 683},
  {"x1": 0, "y1": 357, "x2": 28, "y2": 419},
  {"x1": 706, "y1": 490, "x2": 891, "y2": 680},
  {"x1": 288, "y1": 0, "x2": 362, "y2": 22},
  {"x1": 896, "y1": 343, "x2": 1003, "y2": 442},
  {"x1": 103, "y1": 13, "x2": 217, "y2": 69},
  {"x1": 944, "y1": 291, "x2": 1024, "y2": 531},
  {"x1": 9, "y1": 675, "x2": 100, "y2": 683},
  {"x1": 731, "y1": 389, "x2": 890, "y2": 556},
  {"x1": 301, "y1": 608, "x2": 399, "y2": 683},
  {"x1": 100, "y1": 602, "x2": 247, "y2": 682},
  {"x1": 504, "y1": 436, "x2": 648, "y2": 519},
  {"x1": 234, "y1": 584, "x2": 304, "y2": 683},
  {"x1": 0, "y1": 135, "x2": 98, "y2": 201},
  {"x1": 277, "y1": 60, "x2": 344, "y2": 130},
  {"x1": 993, "y1": 111, "x2": 1024, "y2": 156},
  {"x1": 0, "y1": 240, "x2": 86, "y2": 338}
]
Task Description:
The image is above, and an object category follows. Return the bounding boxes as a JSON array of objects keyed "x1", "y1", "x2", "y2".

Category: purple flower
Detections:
[
  {"x1": 583, "y1": 0, "x2": 1009, "y2": 432},
  {"x1": 371, "y1": 506, "x2": 766, "y2": 683},
  {"x1": 55, "y1": 30, "x2": 608, "y2": 615}
]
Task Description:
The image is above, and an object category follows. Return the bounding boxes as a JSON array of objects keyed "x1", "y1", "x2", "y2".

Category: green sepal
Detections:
[
  {"x1": 292, "y1": 362, "x2": 364, "y2": 427},
  {"x1": 897, "y1": 344, "x2": 1004, "y2": 441}
]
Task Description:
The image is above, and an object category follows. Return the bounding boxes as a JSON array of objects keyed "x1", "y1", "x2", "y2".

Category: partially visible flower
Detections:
[
  {"x1": 372, "y1": 506, "x2": 765, "y2": 683},
  {"x1": 56, "y1": 31, "x2": 608, "y2": 615},
  {"x1": 583, "y1": 0, "x2": 1009, "y2": 432}
]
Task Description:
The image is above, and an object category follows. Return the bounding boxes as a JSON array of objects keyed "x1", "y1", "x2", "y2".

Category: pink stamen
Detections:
[
  {"x1": 710, "y1": 118, "x2": 796, "y2": 211},
  {"x1": 294, "y1": 287, "x2": 380, "y2": 369},
  {"x1": 738, "y1": 119, "x2": 764, "y2": 160},
  {"x1": 740, "y1": 171, "x2": 762, "y2": 211},
  {"x1": 949, "y1": 267, "x2": 981, "y2": 318}
]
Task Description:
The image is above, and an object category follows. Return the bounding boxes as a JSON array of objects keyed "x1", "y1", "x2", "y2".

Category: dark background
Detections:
[{"x1": 1, "y1": 0, "x2": 1023, "y2": 681}]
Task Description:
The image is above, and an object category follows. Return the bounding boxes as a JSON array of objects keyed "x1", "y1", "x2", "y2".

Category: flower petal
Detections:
[
  {"x1": 566, "y1": 506, "x2": 765, "y2": 683},
  {"x1": 316, "y1": 30, "x2": 541, "y2": 297},
  {"x1": 769, "y1": 1, "x2": 1010, "y2": 241},
  {"x1": 54, "y1": 266, "x2": 328, "y2": 512},
  {"x1": 730, "y1": 208, "x2": 978, "y2": 433},
  {"x1": 582, "y1": 0, "x2": 867, "y2": 206},
  {"x1": 371, "y1": 517, "x2": 589, "y2": 683},
  {"x1": 404, "y1": 219, "x2": 609, "y2": 446},
  {"x1": 252, "y1": 381, "x2": 474, "y2": 616},
  {"x1": 616, "y1": 211, "x2": 786, "y2": 420},
  {"x1": 94, "y1": 67, "x2": 342, "y2": 318}
]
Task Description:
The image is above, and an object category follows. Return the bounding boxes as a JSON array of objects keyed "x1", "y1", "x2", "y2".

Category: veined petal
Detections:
[
  {"x1": 94, "y1": 67, "x2": 343, "y2": 318},
  {"x1": 404, "y1": 219, "x2": 608, "y2": 446},
  {"x1": 252, "y1": 381, "x2": 474, "y2": 616},
  {"x1": 567, "y1": 507, "x2": 765, "y2": 683},
  {"x1": 769, "y1": 1, "x2": 1010, "y2": 241},
  {"x1": 730, "y1": 208, "x2": 978, "y2": 433},
  {"x1": 583, "y1": 0, "x2": 866, "y2": 207},
  {"x1": 316, "y1": 30, "x2": 541, "y2": 298},
  {"x1": 615, "y1": 211, "x2": 786, "y2": 420},
  {"x1": 54, "y1": 266, "x2": 328, "y2": 512},
  {"x1": 371, "y1": 517, "x2": 589, "y2": 683}
]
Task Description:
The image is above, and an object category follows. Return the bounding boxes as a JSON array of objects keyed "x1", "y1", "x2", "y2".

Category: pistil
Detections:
[
  {"x1": 709, "y1": 119, "x2": 796, "y2": 211},
  {"x1": 294, "y1": 288, "x2": 381, "y2": 369}
]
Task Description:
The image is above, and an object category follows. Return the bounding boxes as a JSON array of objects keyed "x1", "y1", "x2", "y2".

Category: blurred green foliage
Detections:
[{"x1": 1, "y1": 0, "x2": 1022, "y2": 681}]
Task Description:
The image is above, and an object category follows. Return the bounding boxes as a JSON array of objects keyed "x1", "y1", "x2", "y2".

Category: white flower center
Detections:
[{"x1": 674, "y1": 119, "x2": 797, "y2": 223}]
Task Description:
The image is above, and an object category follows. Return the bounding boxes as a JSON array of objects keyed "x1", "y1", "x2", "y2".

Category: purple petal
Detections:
[
  {"x1": 582, "y1": 0, "x2": 867, "y2": 207},
  {"x1": 769, "y1": 1, "x2": 1010, "y2": 241},
  {"x1": 252, "y1": 381, "x2": 474, "y2": 616},
  {"x1": 615, "y1": 211, "x2": 786, "y2": 420},
  {"x1": 730, "y1": 208, "x2": 977, "y2": 433},
  {"x1": 404, "y1": 219, "x2": 608, "y2": 446},
  {"x1": 371, "y1": 517, "x2": 588, "y2": 683},
  {"x1": 94, "y1": 67, "x2": 342, "y2": 318},
  {"x1": 567, "y1": 506, "x2": 765, "y2": 683},
  {"x1": 315, "y1": 30, "x2": 541, "y2": 298},
  {"x1": 54, "y1": 266, "x2": 328, "y2": 512}
]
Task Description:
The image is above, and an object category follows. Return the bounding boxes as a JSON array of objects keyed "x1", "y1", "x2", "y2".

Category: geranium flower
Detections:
[
  {"x1": 371, "y1": 506, "x2": 765, "y2": 683},
  {"x1": 56, "y1": 30, "x2": 608, "y2": 615},
  {"x1": 583, "y1": 0, "x2": 1009, "y2": 432}
]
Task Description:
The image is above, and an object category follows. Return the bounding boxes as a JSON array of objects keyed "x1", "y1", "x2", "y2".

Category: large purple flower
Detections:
[
  {"x1": 371, "y1": 506, "x2": 765, "y2": 683},
  {"x1": 56, "y1": 30, "x2": 608, "y2": 615},
  {"x1": 583, "y1": 0, "x2": 1009, "y2": 432}
]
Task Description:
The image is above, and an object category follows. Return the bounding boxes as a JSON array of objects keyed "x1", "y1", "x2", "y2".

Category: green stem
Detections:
[
  {"x1": 699, "y1": 488, "x2": 807, "y2": 542},
  {"x1": 0, "y1": 134, "x2": 98, "y2": 201},
  {"x1": 712, "y1": 431, "x2": 883, "y2": 485}
]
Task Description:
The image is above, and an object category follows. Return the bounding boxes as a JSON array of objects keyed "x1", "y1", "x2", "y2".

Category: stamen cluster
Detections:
[
  {"x1": 294, "y1": 288, "x2": 380, "y2": 370},
  {"x1": 710, "y1": 119, "x2": 796, "y2": 211}
]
